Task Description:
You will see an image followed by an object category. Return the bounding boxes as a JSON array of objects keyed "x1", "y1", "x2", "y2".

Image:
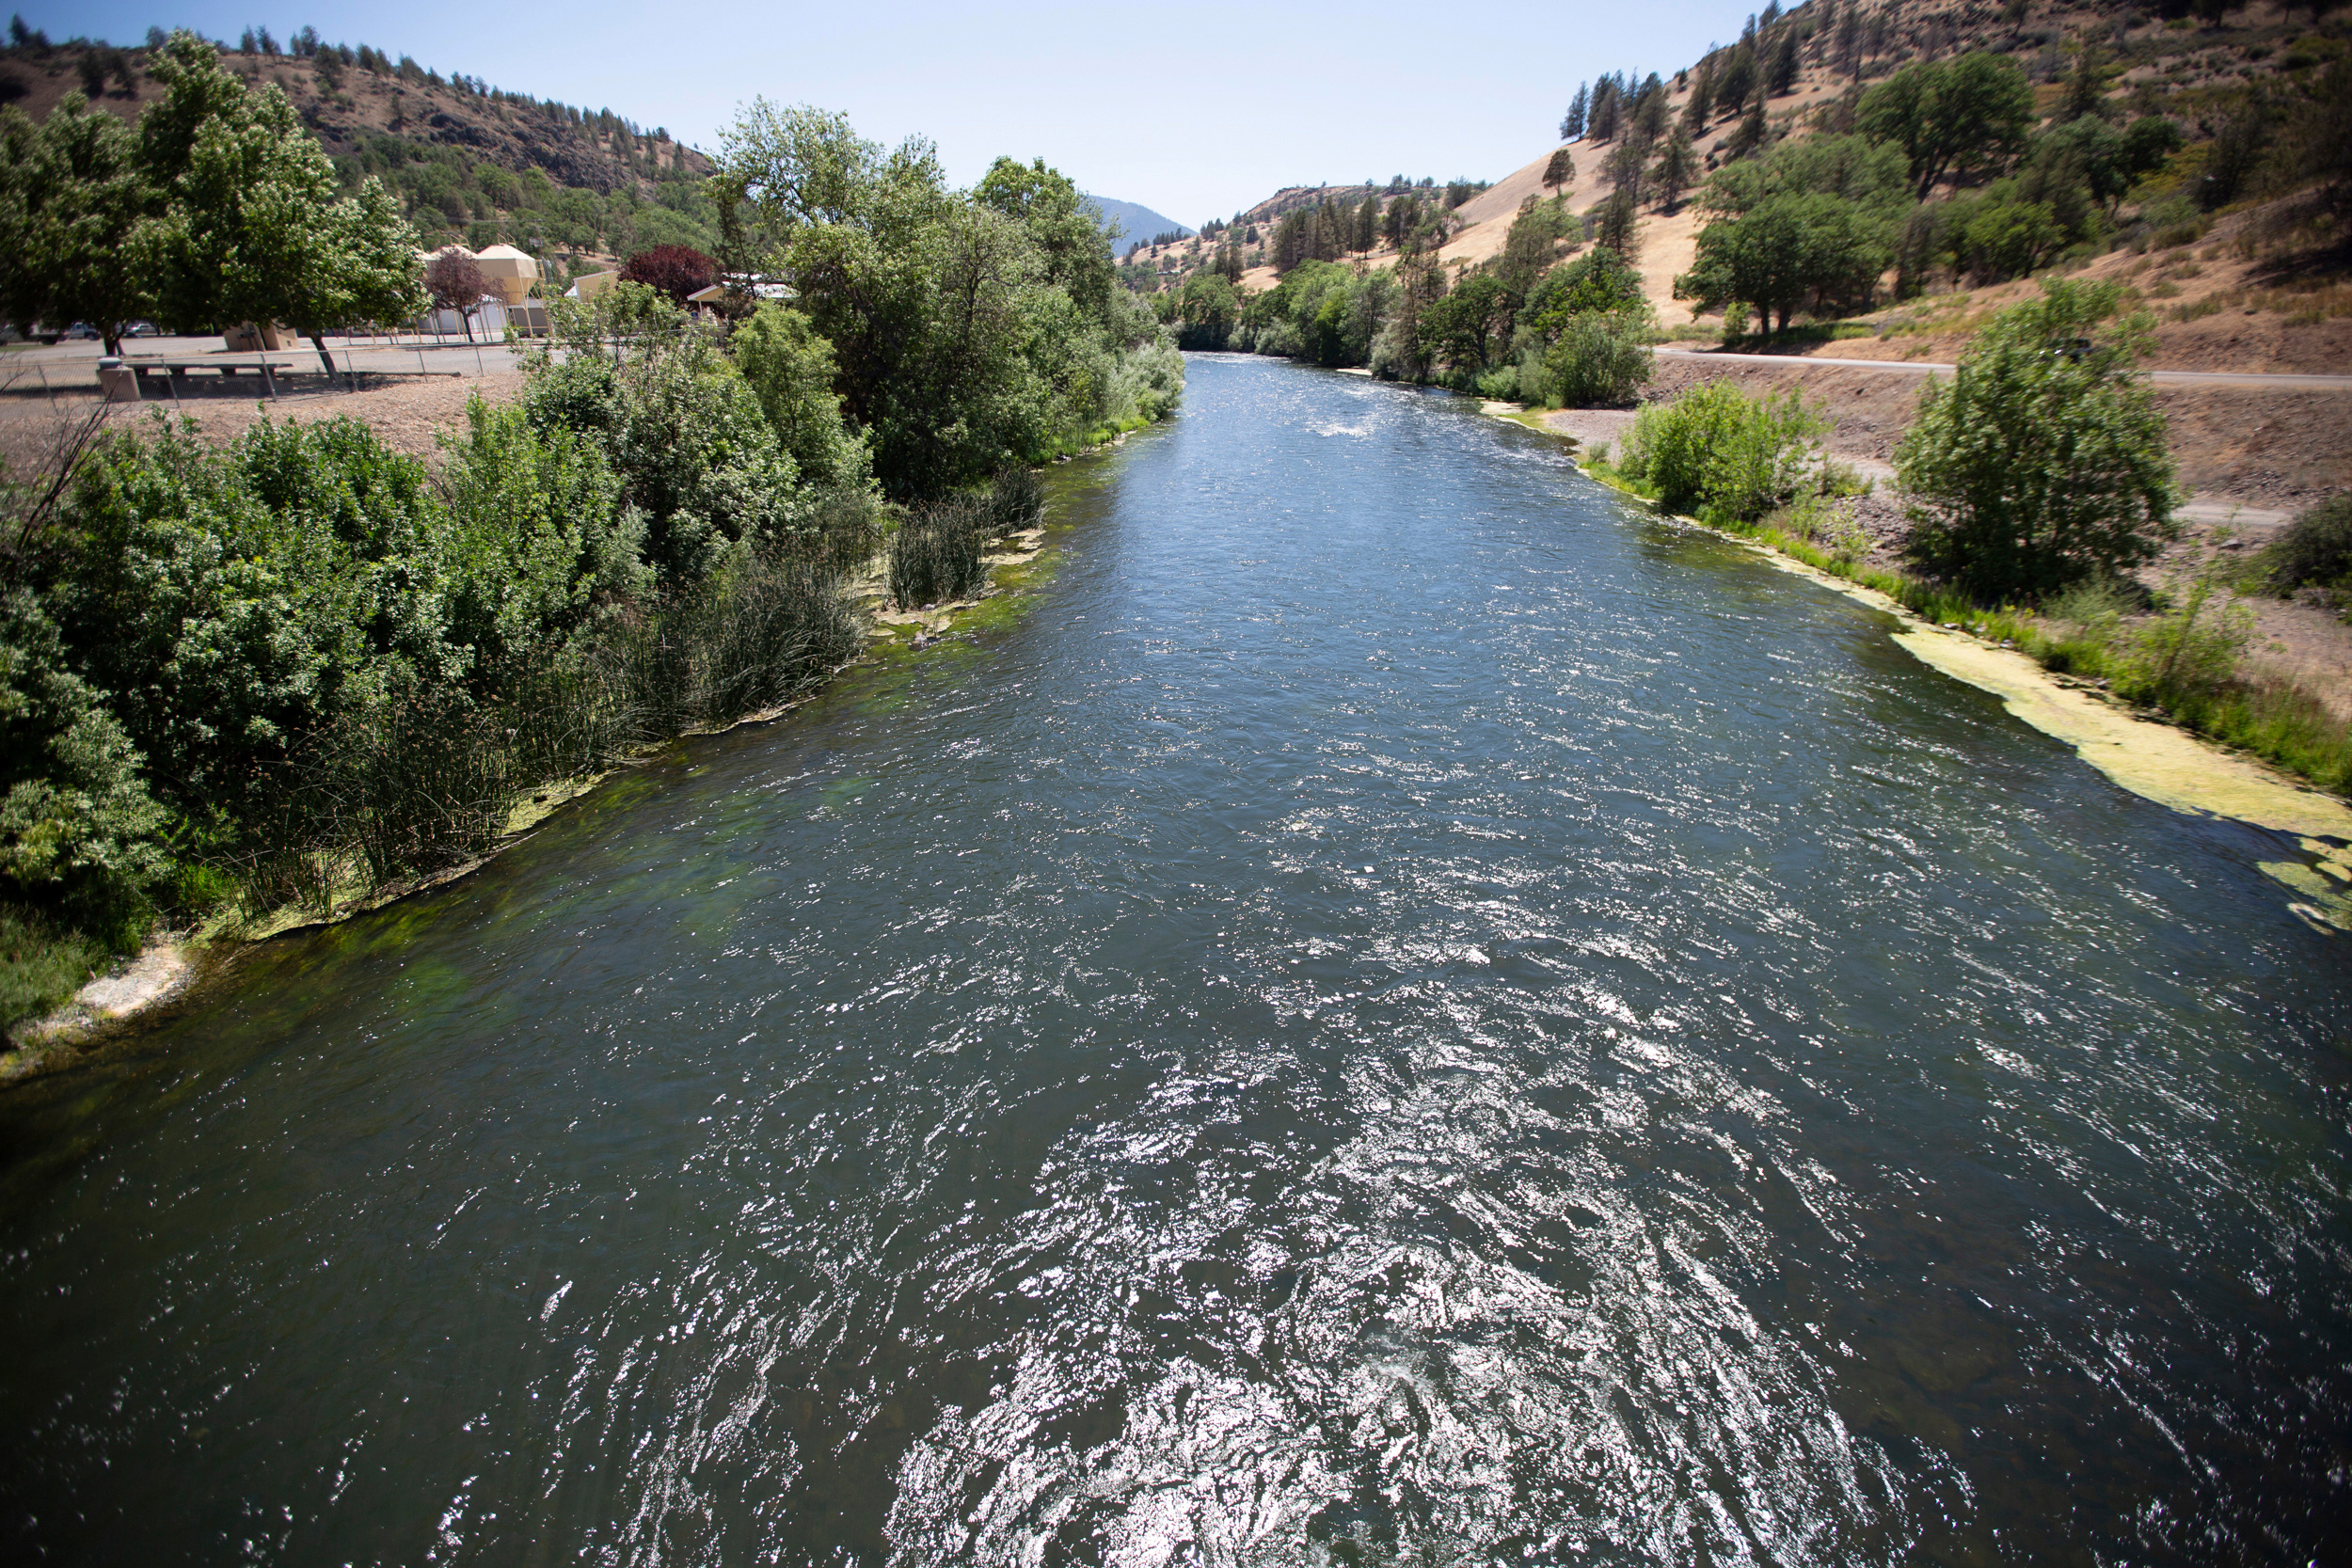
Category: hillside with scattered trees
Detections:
[
  {"x1": 0, "y1": 17, "x2": 717, "y2": 280},
  {"x1": 1149, "y1": 0, "x2": 2349, "y2": 376}
]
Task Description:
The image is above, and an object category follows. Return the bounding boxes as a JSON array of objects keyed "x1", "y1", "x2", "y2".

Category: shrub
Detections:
[
  {"x1": 887, "y1": 498, "x2": 989, "y2": 608},
  {"x1": 1896, "y1": 280, "x2": 2176, "y2": 602},
  {"x1": 2120, "y1": 562, "x2": 2254, "y2": 707},
  {"x1": 2265, "y1": 495, "x2": 2352, "y2": 595},
  {"x1": 0, "y1": 590, "x2": 168, "y2": 935},
  {"x1": 1541, "y1": 312, "x2": 1654, "y2": 407},
  {"x1": 1619, "y1": 382, "x2": 1835, "y2": 524},
  {"x1": 728, "y1": 301, "x2": 872, "y2": 495}
]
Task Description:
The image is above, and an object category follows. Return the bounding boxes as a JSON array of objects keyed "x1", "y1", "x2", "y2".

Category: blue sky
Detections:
[{"x1": 28, "y1": 2, "x2": 1746, "y2": 223}]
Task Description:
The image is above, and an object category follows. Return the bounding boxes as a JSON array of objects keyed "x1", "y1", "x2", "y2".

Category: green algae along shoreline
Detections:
[{"x1": 1484, "y1": 403, "x2": 2352, "y2": 934}]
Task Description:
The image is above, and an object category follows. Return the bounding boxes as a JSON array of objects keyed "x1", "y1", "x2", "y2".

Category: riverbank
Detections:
[
  {"x1": 0, "y1": 420, "x2": 1132, "y2": 1086},
  {"x1": 1493, "y1": 403, "x2": 2352, "y2": 929},
  {"x1": 1545, "y1": 358, "x2": 2352, "y2": 719}
]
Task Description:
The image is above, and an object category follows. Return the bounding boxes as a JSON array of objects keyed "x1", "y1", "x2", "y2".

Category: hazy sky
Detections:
[{"x1": 31, "y1": 2, "x2": 1745, "y2": 222}]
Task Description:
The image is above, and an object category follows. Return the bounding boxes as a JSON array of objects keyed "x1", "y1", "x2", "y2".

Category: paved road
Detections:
[{"x1": 1654, "y1": 346, "x2": 2352, "y2": 391}]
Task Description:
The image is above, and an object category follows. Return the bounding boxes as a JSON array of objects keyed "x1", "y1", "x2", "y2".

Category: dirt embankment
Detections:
[{"x1": 0, "y1": 367, "x2": 522, "y2": 472}]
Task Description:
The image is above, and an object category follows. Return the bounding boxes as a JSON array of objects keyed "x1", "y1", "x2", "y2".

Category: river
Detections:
[{"x1": 2, "y1": 355, "x2": 2346, "y2": 1565}]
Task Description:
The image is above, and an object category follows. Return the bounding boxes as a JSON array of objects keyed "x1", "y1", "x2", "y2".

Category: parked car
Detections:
[
  {"x1": 124, "y1": 321, "x2": 157, "y2": 338},
  {"x1": 63, "y1": 322, "x2": 99, "y2": 340}
]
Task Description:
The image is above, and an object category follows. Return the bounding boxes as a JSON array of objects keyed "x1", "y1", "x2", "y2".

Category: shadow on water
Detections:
[{"x1": 1, "y1": 357, "x2": 2346, "y2": 1566}]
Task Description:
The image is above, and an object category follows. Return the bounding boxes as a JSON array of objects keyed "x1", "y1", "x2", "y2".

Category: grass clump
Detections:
[
  {"x1": 0, "y1": 905, "x2": 114, "y2": 1037},
  {"x1": 888, "y1": 495, "x2": 990, "y2": 608}
]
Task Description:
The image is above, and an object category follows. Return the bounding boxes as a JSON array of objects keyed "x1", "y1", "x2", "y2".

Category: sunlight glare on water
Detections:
[{"x1": 0, "y1": 356, "x2": 2346, "y2": 1566}]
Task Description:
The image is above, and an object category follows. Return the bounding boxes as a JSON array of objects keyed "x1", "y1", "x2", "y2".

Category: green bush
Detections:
[
  {"x1": 2266, "y1": 495, "x2": 2352, "y2": 597},
  {"x1": 0, "y1": 590, "x2": 168, "y2": 935},
  {"x1": 1619, "y1": 382, "x2": 1835, "y2": 524},
  {"x1": 2118, "y1": 563, "x2": 2254, "y2": 707},
  {"x1": 1541, "y1": 312, "x2": 1654, "y2": 407},
  {"x1": 1896, "y1": 280, "x2": 2177, "y2": 601},
  {"x1": 728, "y1": 300, "x2": 873, "y2": 495}
]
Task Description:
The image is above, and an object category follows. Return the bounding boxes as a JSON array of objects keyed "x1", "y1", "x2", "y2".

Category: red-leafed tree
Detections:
[
  {"x1": 620, "y1": 245, "x2": 719, "y2": 305},
  {"x1": 422, "y1": 246, "x2": 488, "y2": 340}
]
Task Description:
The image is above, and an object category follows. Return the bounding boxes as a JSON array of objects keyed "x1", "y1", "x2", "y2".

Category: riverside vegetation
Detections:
[
  {"x1": 0, "y1": 86, "x2": 1181, "y2": 1040},
  {"x1": 1585, "y1": 279, "x2": 2351, "y2": 794}
]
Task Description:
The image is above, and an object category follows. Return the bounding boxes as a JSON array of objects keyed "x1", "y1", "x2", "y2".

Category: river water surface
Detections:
[{"x1": 4, "y1": 356, "x2": 2348, "y2": 1565}]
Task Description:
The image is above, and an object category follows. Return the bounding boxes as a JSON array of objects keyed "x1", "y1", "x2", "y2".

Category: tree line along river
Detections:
[{"x1": 1, "y1": 355, "x2": 2344, "y2": 1564}]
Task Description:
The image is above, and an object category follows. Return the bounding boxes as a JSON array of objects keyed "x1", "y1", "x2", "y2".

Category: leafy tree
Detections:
[
  {"x1": 717, "y1": 101, "x2": 1166, "y2": 496},
  {"x1": 1543, "y1": 148, "x2": 1575, "y2": 192},
  {"x1": 1525, "y1": 242, "x2": 1647, "y2": 330},
  {"x1": 1896, "y1": 280, "x2": 2177, "y2": 599},
  {"x1": 423, "y1": 245, "x2": 489, "y2": 340},
  {"x1": 137, "y1": 32, "x2": 423, "y2": 372},
  {"x1": 1498, "y1": 197, "x2": 1574, "y2": 296},
  {"x1": 975, "y1": 155, "x2": 1117, "y2": 326},
  {"x1": 1956, "y1": 197, "x2": 2064, "y2": 280},
  {"x1": 620, "y1": 243, "x2": 719, "y2": 304},
  {"x1": 1698, "y1": 132, "x2": 1912, "y2": 217},
  {"x1": 1419, "y1": 272, "x2": 1513, "y2": 376},
  {"x1": 1675, "y1": 192, "x2": 1893, "y2": 331},
  {"x1": 1173, "y1": 269, "x2": 1240, "y2": 350},
  {"x1": 0, "y1": 92, "x2": 150, "y2": 353},
  {"x1": 1541, "y1": 312, "x2": 1652, "y2": 406},
  {"x1": 726, "y1": 301, "x2": 873, "y2": 496},
  {"x1": 1857, "y1": 51, "x2": 2036, "y2": 198}
]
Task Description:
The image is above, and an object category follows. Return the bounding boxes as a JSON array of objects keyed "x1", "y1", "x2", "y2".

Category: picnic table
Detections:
[{"x1": 121, "y1": 357, "x2": 296, "y2": 380}]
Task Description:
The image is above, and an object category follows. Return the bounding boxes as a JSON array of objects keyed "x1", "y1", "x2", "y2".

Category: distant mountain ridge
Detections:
[{"x1": 1085, "y1": 195, "x2": 1189, "y2": 250}]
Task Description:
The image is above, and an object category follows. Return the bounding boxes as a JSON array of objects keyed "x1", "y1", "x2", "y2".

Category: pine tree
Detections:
[
  {"x1": 1725, "y1": 93, "x2": 1769, "y2": 159},
  {"x1": 2059, "y1": 42, "x2": 2105, "y2": 122},
  {"x1": 1595, "y1": 186, "x2": 1641, "y2": 260},
  {"x1": 1686, "y1": 61, "x2": 1717, "y2": 131},
  {"x1": 1543, "y1": 148, "x2": 1577, "y2": 192},
  {"x1": 1561, "y1": 83, "x2": 1589, "y2": 141},
  {"x1": 1633, "y1": 73, "x2": 1671, "y2": 142},
  {"x1": 1589, "y1": 77, "x2": 1623, "y2": 141},
  {"x1": 1768, "y1": 25, "x2": 1801, "y2": 95},
  {"x1": 1716, "y1": 45, "x2": 1757, "y2": 116},
  {"x1": 1650, "y1": 129, "x2": 1699, "y2": 211}
]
